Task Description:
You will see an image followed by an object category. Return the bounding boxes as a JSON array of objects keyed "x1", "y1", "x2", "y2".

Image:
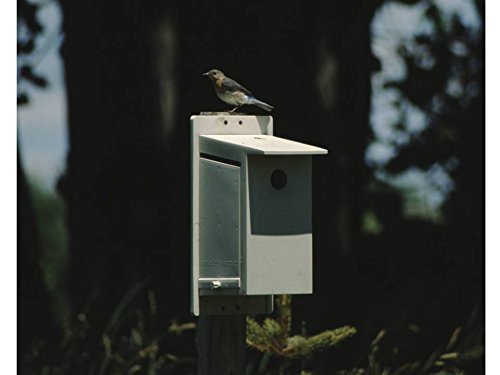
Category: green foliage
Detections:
[
  {"x1": 362, "y1": 209, "x2": 383, "y2": 235},
  {"x1": 21, "y1": 282, "x2": 197, "y2": 375},
  {"x1": 246, "y1": 297, "x2": 483, "y2": 374},
  {"x1": 29, "y1": 182, "x2": 68, "y2": 288},
  {"x1": 285, "y1": 327, "x2": 358, "y2": 358},
  {"x1": 29, "y1": 180, "x2": 71, "y2": 331},
  {"x1": 247, "y1": 318, "x2": 356, "y2": 359},
  {"x1": 336, "y1": 305, "x2": 484, "y2": 375},
  {"x1": 247, "y1": 295, "x2": 357, "y2": 373}
]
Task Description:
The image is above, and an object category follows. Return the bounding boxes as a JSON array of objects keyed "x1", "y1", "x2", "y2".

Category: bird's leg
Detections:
[{"x1": 230, "y1": 106, "x2": 240, "y2": 113}]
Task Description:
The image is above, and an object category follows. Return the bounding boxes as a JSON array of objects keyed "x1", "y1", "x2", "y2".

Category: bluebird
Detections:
[{"x1": 203, "y1": 69, "x2": 274, "y2": 112}]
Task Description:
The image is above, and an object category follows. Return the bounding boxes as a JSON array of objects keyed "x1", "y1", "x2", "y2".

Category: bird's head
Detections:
[{"x1": 203, "y1": 69, "x2": 225, "y2": 82}]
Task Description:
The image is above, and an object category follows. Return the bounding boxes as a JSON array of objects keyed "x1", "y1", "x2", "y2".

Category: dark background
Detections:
[{"x1": 18, "y1": 0, "x2": 484, "y2": 373}]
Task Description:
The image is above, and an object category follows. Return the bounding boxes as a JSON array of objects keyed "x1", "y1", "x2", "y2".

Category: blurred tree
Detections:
[
  {"x1": 17, "y1": 0, "x2": 60, "y2": 361},
  {"x1": 58, "y1": 1, "x2": 184, "y2": 325},
  {"x1": 18, "y1": 0, "x2": 48, "y2": 105},
  {"x1": 382, "y1": 0, "x2": 484, "y2": 297},
  {"x1": 345, "y1": 1, "x2": 485, "y2": 367}
]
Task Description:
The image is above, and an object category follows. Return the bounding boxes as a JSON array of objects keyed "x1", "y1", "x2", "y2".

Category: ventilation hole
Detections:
[
  {"x1": 238, "y1": 120, "x2": 243, "y2": 125},
  {"x1": 224, "y1": 120, "x2": 228, "y2": 125},
  {"x1": 271, "y1": 169, "x2": 287, "y2": 190}
]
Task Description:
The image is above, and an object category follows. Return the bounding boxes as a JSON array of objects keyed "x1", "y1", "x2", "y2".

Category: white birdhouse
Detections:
[{"x1": 191, "y1": 114, "x2": 327, "y2": 316}]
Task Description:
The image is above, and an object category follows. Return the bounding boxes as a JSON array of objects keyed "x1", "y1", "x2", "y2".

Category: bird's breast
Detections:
[{"x1": 215, "y1": 86, "x2": 248, "y2": 106}]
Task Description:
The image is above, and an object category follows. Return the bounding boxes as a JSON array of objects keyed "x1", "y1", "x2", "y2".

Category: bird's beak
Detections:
[{"x1": 203, "y1": 72, "x2": 209, "y2": 76}]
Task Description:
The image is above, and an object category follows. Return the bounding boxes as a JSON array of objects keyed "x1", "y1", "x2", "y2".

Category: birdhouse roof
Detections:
[{"x1": 200, "y1": 135, "x2": 328, "y2": 155}]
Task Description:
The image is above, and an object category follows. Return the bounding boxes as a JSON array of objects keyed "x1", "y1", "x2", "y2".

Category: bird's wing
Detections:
[{"x1": 222, "y1": 77, "x2": 254, "y2": 96}]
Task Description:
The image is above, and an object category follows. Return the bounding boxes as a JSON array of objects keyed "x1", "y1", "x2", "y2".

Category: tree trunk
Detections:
[
  {"x1": 58, "y1": 0, "x2": 190, "y2": 325},
  {"x1": 18, "y1": 148, "x2": 59, "y2": 359}
]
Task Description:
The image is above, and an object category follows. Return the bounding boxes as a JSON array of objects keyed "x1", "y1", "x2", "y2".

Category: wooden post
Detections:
[{"x1": 197, "y1": 315, "x2": 246, "y2": 375}]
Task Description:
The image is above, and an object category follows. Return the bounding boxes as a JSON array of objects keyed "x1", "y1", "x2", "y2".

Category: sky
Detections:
[{"x1": 17, "y1": 1, "x2": 67, "y2": 191}]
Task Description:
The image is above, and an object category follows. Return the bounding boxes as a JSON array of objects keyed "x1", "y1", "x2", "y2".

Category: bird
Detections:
[{"x1": 203, "y1": 69, "x2": 274, "y2": 112}]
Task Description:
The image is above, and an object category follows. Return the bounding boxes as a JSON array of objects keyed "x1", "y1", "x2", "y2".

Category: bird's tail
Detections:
[{"x1": 248, "y1": 97, "x2": 274, "y2": 112}]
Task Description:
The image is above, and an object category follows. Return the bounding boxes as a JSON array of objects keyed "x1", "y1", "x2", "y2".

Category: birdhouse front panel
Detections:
[{"x1": 243, "y1": 155, "x2": 313, "y2": 295}]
